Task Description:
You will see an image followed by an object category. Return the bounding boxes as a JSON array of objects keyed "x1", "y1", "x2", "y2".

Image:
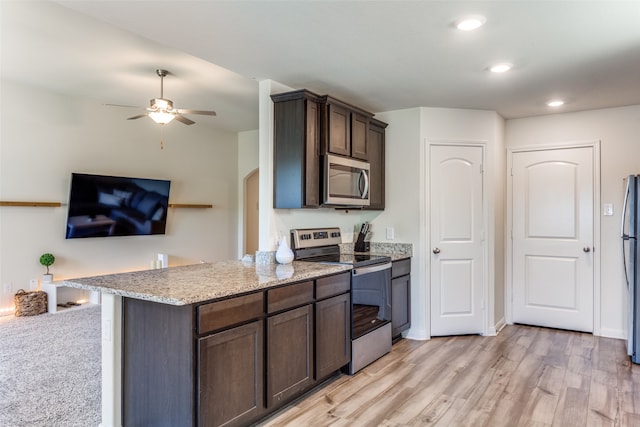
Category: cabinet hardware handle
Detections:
[
  {"x1": 433, "y1": 248, "x2": 441, "y2": 254},
  {"x1": 583, "y1": 246, "x2": 591, "y2": 253}
]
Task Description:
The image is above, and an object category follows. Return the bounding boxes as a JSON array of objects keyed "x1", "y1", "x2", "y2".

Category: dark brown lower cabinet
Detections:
[
  {"x1": 122, "y1": 272, "x2": 351, "y2": 427},
  {"x1": 315, "y1": 293, "x2": 351, "y2": 379},
  {"x1": 391, "y1": 258, "x2": 412, "y2": 339},
  {"x1": 198, "y1": 320, "x2": 264, "y2": 427},
  {"x1": 267, "y1": 304, "x2": 314, "y2": 408}
]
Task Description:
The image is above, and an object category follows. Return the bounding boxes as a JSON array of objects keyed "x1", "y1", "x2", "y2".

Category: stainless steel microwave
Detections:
[{"x1": 323, "y1": 154, "x2": 370, "y2": 206}]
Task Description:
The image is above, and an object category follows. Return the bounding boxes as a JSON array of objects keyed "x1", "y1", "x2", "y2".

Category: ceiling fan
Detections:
[{"x1": 107, "y1": 69, "x2": 217, "y2": 125}]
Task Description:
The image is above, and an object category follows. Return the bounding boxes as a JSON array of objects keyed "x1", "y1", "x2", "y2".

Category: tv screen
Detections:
[{"x1": 65, "y1": 173, "x2": 171, "y2": 239}]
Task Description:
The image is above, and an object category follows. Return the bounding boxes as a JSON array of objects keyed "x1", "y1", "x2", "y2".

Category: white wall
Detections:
[
  {"x1": 237, "y1": 129, "x2": 259, "y2": 258},
  {"x1": 372, "y1": 108, "x2": 425, "y2": 337},
  {"x1": 505, "y1": 105, "x2": 640, "y2": 338},
  {"x1": 0, "y1": 80, "x2": 239, "y2": 311}
]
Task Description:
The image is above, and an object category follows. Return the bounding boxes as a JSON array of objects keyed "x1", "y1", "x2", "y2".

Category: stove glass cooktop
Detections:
[{"x1": 304, "y1": 253, "x2": 391, "y2": 267}]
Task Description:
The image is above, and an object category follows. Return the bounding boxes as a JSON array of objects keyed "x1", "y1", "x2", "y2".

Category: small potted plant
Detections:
[{"x1": 39, "y1": 253, "x2": 55, "y2": 283}]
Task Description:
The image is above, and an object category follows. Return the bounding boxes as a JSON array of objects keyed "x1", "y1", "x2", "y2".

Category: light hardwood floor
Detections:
[{"x1": 258, "y1": 325, "x2": 640, "y2": 427}]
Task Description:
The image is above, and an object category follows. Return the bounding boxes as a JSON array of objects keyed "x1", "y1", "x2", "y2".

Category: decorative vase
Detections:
[
  {"x1": 275, "y1": 237, "x2": 294, "y2": 264},
  {"x1": 42, "y1": 274, "x2": 53, "y2": 283}
]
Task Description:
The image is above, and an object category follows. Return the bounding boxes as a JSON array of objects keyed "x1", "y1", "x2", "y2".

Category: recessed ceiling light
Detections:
[
  {"x1": 490, "y1": 63, "x2": 513, "y2": 73},
  {"x1": 456, "y1": 15, "x2": 487, "y2": 31},
  {"x1": 547, "y1": 100, "x2": 565, "y2": 107}
]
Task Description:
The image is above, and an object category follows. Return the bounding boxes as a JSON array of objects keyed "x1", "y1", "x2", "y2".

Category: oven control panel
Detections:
[{"x1": 291, "y1": 227, "x2": 342, "y2": 249}]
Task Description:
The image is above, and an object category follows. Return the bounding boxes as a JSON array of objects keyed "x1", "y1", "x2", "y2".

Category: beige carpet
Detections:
[{"x1": 0, "y1": 305, "x2": 101, "y2": 426}]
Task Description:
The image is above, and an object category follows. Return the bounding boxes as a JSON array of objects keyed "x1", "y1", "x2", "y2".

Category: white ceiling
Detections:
[{"x1": 3, "y1": 1, "x2": 640, "y2": 133}]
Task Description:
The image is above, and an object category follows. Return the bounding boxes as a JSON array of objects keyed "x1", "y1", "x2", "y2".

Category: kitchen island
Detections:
[{"x1": 63, "y1": 260, "x2": 352, "y2": 427}]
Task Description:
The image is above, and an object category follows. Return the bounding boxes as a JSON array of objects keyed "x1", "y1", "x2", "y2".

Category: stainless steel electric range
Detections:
[{"x1": 291, "y1": 227, "x2": 393, "y2": 374}]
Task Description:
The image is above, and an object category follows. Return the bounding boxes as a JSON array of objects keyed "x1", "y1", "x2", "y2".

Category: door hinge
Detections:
[
  {"x1": 480, "y1": 164, "x2": 484, "y2": 174},
  {"x1": 510, "y1": 168, "x2": 514, "y2": 176}
]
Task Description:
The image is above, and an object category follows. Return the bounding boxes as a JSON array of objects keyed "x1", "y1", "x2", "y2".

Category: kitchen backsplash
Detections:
[{"x1": 255, "y1": 242, "x2": 412, "y2": 265}]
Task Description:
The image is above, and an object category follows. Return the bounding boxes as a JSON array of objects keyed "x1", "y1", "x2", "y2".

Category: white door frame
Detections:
[
  {"x1": 426, "y1": 139, "x2": 490, "y2": 337},
  {"x1": 506, "y1": 140, "x2": 601, "y2": 335}
]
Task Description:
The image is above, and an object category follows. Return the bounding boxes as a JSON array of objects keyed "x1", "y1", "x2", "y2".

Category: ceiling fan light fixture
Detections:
[
  {"x1": 108, "y1": 69, "x2": 216, "y2": 125},
  {"x1": 148, "y1": 111, "x2": 176, "y2": 124},
  {"x1": 490, "y1": 63, "x2": 513, "y2": 73},
  {"x1": 455, "y1": 15, "x2": 486, "y2": 31},
  {"x1": 151, "y1": 98, "x2": 173, "y2": 110}
]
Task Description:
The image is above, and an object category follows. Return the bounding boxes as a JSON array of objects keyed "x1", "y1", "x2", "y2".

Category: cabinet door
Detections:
[
  {"x1": 198, "y1": 320, "x2": 264, "y2": 427},
  {"x1": 267, "y1": 304, "x2": 314, "y2": 408},
  {"x1": 316, "y1": 293, "x2": 351, "y2": 379},
  {"x1": 391, "y1": 275, "x2": 411, "y2": 338},
  {"x1": 327, "y1": 103, "x2": 351, "y2": 157},
  {"x1": 351, "y1": 113, "x2": 369, "y2": 160},
  {"x1": 366, "y1": 121, "x2": 386, "y2": 210},
  {"x1": 272, "y1": 91, "x2": 321, "y2": 208},
  {"x1": 304, "y1": 98, "x2": 321, "y2": 206}
]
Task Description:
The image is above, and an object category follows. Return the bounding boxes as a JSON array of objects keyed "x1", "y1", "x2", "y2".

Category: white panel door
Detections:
[
  {"x1": 512, "y1": 147, "x2": 594, "y2": 332},
  {"x1": 430, "y1": 145, "x2": 484, "y2": 336}
]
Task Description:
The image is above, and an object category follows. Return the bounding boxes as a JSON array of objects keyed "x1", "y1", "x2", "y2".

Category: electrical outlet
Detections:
[
  {"x1": 29, "y1": 279, "x2": 38, "y2": 291},
  {"x1": 3, "y1": 283, "x2": 12, "y2": 294},
  {"x1": 386, "y1": 227, "x2": 395, "y2": 240}
]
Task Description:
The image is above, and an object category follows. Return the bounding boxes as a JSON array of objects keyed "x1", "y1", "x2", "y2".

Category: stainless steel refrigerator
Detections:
[{"x1": 622, "y1": 175, "x2": 640, "y2": 363}]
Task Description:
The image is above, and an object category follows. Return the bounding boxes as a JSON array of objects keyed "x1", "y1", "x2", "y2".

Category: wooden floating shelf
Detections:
[
  {"x1": 168, "y1": 203, "x2": 213, "y2": 209},
  {"x1": 0, "y1": 201, "x2": 62, "y2": 207},
  {"x1": 1, "y1": 201, "x2": 212, "y2": 209}
]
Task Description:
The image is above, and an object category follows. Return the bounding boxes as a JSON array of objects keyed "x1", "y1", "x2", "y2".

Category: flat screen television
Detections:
[{"x1": 65, "y1": 173, "x2": 171, "y2": 239}]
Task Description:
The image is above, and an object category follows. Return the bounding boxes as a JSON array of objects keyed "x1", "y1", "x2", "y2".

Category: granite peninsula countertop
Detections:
[
  {"x1": 62, "y1": 241, "x2": 412, "y2": 307},
  {"x1": 62, "y1": 261, "x2": 352, "y2": 306}
]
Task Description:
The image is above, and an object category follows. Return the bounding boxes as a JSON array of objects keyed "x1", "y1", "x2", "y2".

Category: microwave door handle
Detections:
[{"x1": 359, "y1": 169, "x2": 370, "y2": 199}]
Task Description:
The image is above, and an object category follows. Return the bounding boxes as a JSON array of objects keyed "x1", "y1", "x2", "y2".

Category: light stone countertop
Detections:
[{"x1": 62, "y1": 261, "x2": 352, "y2": 306}]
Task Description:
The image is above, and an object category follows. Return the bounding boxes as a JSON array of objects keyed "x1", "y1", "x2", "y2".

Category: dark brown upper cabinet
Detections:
[
  {"x1": 322, "y1": 96, "x2": 373, "y2": 161},
  {"x1": 272, "y1": 89, "x2": 387, "y2": 209},
  {"x1": 365, "y1": 118, "x2": 387, "y2": 210},
  {"x1": 271, "y1": 90, "x2": 322, "y2": 208}
]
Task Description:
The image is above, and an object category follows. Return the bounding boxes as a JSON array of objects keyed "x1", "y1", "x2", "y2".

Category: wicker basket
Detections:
[{"x1": 14, "y1": 289, "x2": 47, "y2": 317}]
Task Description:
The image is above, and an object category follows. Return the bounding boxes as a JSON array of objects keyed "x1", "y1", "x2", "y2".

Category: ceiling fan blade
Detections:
[
  {"x1": 127, "y1": 114, "x2": 148, "y2": 120},
  {"x1": 174, "y1": 114, "x2": 195, "y2": 125},
  {"x1": 176, "y1": 109, "x2": 217, "y2": 116},
  {"x1": 105, "y1": 103, "x2": 144, "y2": 109}
]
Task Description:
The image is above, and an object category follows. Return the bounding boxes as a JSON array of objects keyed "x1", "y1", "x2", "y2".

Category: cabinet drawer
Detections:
[
  {"x1": 392, "y1": 258, "x2": 411, "y2": 278},
  {"x1": 316, "y1": 272, "x2": 350, "y2": 300},
  {"x1": 268, "y1": 281, "x2": 314, "y2": 314},
  {"x1": 198, "y1": 292, "x2": 264, "y2": 335}
]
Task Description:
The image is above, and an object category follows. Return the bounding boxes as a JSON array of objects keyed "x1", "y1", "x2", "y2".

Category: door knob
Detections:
[
  {"x1": 433, "y1": 248, "x2": 441, "y2": 254},
  {"x1": 583, "y1": 246, "x2": 591, "y2": 253}
]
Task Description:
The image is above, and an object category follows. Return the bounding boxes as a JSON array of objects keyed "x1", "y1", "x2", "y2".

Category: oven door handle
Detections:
[{"x1": 352, "y1": 262, "x2": 392, "y2": 276}]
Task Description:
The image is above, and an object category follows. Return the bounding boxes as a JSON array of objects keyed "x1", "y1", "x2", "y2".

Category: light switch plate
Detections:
[
  {"x1": 604, "y1": 203, "x2": 613, "y2": 216},
  {"x1": 386, "y1": 227, "x2": 394, "y2": 240}
]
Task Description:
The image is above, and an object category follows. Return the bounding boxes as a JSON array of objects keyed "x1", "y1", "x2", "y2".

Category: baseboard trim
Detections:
[
  {"x1": 405, "y1": 328, "x2": 429, "y2": 341},
  {"x1": 599, "y1": 327, "x2": 625, "y2": 340}
]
